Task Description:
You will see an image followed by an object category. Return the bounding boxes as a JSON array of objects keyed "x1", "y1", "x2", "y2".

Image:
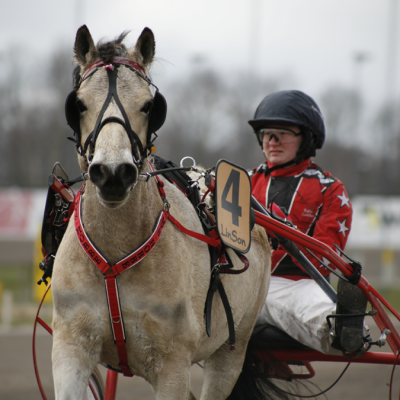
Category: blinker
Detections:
[
  {"x1": 148, "y1": 90, "x2": 167, "y2": 135},
  {"x1": 65, "y1": 90, "x2": 81, "y2": 135}
]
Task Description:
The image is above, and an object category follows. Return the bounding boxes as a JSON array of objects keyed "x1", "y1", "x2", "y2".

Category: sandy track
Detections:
[{"x1": 1, "y1": 323, "x2": 399, "y2": 400}]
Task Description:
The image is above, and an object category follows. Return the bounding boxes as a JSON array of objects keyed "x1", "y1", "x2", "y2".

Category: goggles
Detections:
[{"x1": 257, "y1": 128, "x2": 302, "y2": 144}]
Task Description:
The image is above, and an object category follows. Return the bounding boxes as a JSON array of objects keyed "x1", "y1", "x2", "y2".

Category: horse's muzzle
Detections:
[{"x1": 89, "y1": 162, "x2": 138, "y2": 205}]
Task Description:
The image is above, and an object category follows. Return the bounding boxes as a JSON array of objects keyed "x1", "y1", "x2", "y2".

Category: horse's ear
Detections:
[
  {"x1": 74, "y1": 25, "x2": 97, "y2": 65},
  {"x1": 134, "y1": 28, "x2": 155, "y2": 67}
]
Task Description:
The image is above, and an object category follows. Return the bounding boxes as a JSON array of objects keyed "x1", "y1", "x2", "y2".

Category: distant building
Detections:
[{"x1": 0, "y1": 189, "x2": 46, "y2": 264}]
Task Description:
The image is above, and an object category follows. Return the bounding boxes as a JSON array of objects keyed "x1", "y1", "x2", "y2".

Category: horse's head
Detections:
[{"x1": 65, "y1": 25, "x2": 167, "y2": 207}]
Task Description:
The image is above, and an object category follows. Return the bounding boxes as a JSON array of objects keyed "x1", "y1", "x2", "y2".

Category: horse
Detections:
[{"x1": 51, "y1": 25, "x2": 271, "y2": 400}]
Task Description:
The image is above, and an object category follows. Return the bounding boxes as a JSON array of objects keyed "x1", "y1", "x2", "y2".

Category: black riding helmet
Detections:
[{"x1": 249, "y1": 90, "x2": 325, "y2": 165}]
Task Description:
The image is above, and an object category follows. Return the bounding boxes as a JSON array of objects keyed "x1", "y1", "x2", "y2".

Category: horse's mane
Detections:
[{"x1": 73, "y1": 31, "x2": 130, "y2": 87}]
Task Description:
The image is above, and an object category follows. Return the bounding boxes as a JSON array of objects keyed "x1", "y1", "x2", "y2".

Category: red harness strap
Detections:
[
  {"x1": 73, "y1": 177, "x2": 221, "y2": 376},
  {"x1": 167, "y1": 212, "x2": 220, "y2": 247},
  {"x1": 149, "y1": 162, "x2": 220, "y2": 247},
  {"x1": 104, "y1": 275, "x2": 130, "y2": 375},
  {"x1": 74, "y1": 188, "x2": 170, "y2": 376},
  {"x1": 154, "y1": 175, "x2": 221, "y2": 247},
  {"x1": 74, "y1": 191, "x2": 169, "y2": 273}
]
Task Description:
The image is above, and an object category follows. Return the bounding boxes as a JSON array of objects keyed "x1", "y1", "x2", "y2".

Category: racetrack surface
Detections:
[{"x1": 1, "y1": 322, "x2": 399, "y2": 400}]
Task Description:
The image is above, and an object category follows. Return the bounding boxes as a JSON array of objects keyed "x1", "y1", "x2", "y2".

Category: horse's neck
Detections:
[{"x1": 81, "y1": 162, "x2": 163, "y2": 264}]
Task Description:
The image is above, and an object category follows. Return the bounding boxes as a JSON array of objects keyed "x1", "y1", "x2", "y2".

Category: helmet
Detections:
[{"x1": 248, "y1": 90, "x2": 325, "y2": 162}]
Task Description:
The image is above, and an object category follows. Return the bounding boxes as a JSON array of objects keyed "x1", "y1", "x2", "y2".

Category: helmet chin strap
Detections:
[{"x1": 263, "y1": 158, "x2": 298, "y2": 178}]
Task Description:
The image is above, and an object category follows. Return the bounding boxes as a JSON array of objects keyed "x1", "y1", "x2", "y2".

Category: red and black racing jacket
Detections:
[{"x1": 250, "y1": 158, "x2": 352, "y2": 280}]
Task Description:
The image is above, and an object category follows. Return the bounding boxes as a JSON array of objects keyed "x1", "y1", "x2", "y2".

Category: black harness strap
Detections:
[
  {"x1": 217, "y1": 280, "x2": 236, "y2": 350},
  {"x1": 83, "y1": 68, "x2": 144, "y2": 164},
  {"x1": 205, "y1": 273, "x2": 236, "y2": 350},
  {"x1": 205, "y1": 247, "x2": 250, "y2": 350}
]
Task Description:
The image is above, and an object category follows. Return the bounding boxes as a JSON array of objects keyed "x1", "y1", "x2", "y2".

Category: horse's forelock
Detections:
[
  {"x1": 97, "y1": 31, "x2": 131, "y2": 65},
  {"x1": 74, "y1": 31, "x2": 150, "y2": 83}
]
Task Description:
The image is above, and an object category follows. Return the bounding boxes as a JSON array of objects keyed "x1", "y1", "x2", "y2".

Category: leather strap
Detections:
[
  {"x1": 167, "y1": 212, "x2": 220, "y2": 247},
  {"x1": 217, "y1": 280, "x2": 236, "y2": 350},
  {"x1": 205, "y1": 270, "x2": 220, "y2": 337},
  {"x1": 204, "y1": 249, "x2": 249, "y2": 350},
  {"x1": 73, "y1": 176, "x2": 223, "y2": 375},
  {"x1": 74, "y1": 190, "x2": 168, "y2": 274},
  {"x1": 204, "y1": 267, "x2": 236, "y2": 350},
  {"x1": 80, "y1": 58, "x2": 146, "y2": 84},
  {"x1": 104, "y1": 275, "x2": 132, "y2": 376},
  {"x1": 74, "y1": 188, "x2": 169, "y2": 377}
]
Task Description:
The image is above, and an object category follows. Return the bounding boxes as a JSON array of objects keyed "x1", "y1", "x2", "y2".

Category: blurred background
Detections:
[
  {"x1": 1, "y1": 0, "x2": 400, "y2": 322},
  {"x1": 1, "y1": 0, "x2": 400, "y2": 398}
]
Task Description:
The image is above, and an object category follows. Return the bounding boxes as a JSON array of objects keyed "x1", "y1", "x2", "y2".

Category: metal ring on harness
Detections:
[{"x1": 180, "y1": 156, "x2": 196, "y2": 168}]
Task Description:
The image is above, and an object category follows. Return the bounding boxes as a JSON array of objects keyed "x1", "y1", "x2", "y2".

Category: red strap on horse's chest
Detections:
[
  {"x1": 73, "y1": 177, "x2": 221, "y2": 377},
  {"x1": 74, "y1": 189, "x2": 169, "y2": 377},
  {"x1": 74, "y1": 190, "x2": 168, "y2": 274},
  {"x1": 104, "y1": 275, "x2": 131, "y2": 376}
]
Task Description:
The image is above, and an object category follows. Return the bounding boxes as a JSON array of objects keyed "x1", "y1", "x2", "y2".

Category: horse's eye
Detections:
[
  {"x1": 76, "y1": 99, "x2": 87, "y2": 113},
  {"x1": 140, "y1": 100, "x2": 153, "y2": 115}
]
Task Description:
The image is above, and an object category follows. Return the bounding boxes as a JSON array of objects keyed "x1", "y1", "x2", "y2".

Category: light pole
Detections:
[
  {"x1": 386, "y1": 0, "x2": 399, "y2": 154},
  {"x1": 249, "y1": 0, "x2": 262, "y2": 77},
  {"x1": 352, "y1": 51, "x2": 370, "y2": 98},
  {"x1": 352, "y1": 51, "x2": 370, "y2": 150}
]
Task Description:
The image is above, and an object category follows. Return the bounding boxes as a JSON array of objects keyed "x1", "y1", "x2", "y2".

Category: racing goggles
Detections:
[{"x1": 257, "y1": 128, "x2": 302, "y2": 144}]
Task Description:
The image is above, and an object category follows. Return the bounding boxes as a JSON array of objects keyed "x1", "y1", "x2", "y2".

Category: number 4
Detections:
[{"x1": 221, "y1": 169, "x2": 242, "y2": 226}]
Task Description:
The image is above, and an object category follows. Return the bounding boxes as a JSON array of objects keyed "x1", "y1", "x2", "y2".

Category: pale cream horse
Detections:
[{"x1": 51, "y1": 25, "x2": 271, "y2": 400}]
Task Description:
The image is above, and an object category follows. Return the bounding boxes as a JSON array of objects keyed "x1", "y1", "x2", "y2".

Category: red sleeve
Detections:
[{"x1": 290, "y1": 180, "x2": 352, "y2": 274}]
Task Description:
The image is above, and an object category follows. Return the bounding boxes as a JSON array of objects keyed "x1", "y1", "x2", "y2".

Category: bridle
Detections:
[{"x1": 65, "y1": 57, "x2": 167, "y2": 170}]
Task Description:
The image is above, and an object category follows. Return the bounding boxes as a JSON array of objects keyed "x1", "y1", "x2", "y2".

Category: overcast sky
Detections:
[{"x1": 1, "y1": 0, "x2": 399, "y2": 110}]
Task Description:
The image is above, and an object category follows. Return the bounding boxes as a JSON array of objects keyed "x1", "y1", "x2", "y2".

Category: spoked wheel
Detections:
[{"x1": 33, "y1": 283, "x2": 106, "y2": 400}]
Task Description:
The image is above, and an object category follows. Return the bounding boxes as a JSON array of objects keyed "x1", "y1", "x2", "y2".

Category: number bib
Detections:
[{"x1": 215, "y1": 160, "x2": 251, "y2": 253}]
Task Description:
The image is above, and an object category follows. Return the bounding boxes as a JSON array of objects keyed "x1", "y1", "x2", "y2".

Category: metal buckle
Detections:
[
  {"x1": 211, "y1": 263, "x2": 221, "y2": 276},
  {"x1": 163, "y1": 197, "x2": 170, "y2": 211}
]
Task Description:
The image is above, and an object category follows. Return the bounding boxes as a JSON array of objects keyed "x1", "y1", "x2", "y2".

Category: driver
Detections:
[{"x1": 249, "y1": 90, "x2": 368, "y2": 356}]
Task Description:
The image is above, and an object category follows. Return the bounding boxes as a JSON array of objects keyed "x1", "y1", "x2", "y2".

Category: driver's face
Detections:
[{"x1": 262, "y1": 125, "x2": 302, "y2": 166}]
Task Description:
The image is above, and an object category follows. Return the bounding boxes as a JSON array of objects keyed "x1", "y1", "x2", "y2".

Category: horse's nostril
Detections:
[
  {"x1": 116, "y1": 163, "x2": 138, "y2": 188},
  {"x1": 89, "y1": 162, "x2": 137, "y2": 202},
  {"x1": 89, "y1": 164, "x2": 110, "y2": 189}
]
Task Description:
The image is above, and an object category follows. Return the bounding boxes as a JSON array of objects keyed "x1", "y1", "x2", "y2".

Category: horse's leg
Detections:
[
  {"x1": 52, "y1": 332, "x2": 100, "y2": 400},
  {"x1": 200, "y1": 342, "x2": 246, "y2": 400},
  {"x1": 200, "y1": 304, "x2": 262, "y2": 400},
  {"x1": 151, "y1": 357, "x2": 192, "y2": 400}
]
